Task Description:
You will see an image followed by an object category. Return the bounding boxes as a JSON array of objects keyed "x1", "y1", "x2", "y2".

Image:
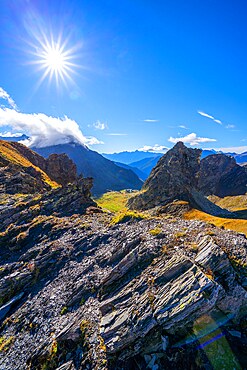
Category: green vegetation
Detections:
[
  {"x1": 80, "y1": 297, "x2": 86, "y2": 305},
  {"x1": 149, "y1": 227, "x2": 162, "y2": 236},
  {"x1": 208, "y1": 194, "x2": 247, "y2": 212},
  {"x1": 174, "y1": 231, "x2": 187, "y2": 238},
  {"x1": 0, "y1": 336, "x2": 15, "y2": 352},
  {"x1": 95, "y1": 191, "x2": 150, "y2": 225},
  {"x1": 60, "y1": 306, "x2": 68, "y2": 315},
  {"x1": 111, "y1": 210, "x2": 147, "y2": 225},
  {"x1": 95, "y1": 190, "x2": 134, "y2": 212}
]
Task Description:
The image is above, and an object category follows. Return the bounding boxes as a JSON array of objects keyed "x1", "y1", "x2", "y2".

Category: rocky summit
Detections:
[
  {"x1": 128, "y1": 142, "x2": 246, "y2": 216},
  {"x1": 0, "y1": 141, "x2": 246, "y2": 370}
]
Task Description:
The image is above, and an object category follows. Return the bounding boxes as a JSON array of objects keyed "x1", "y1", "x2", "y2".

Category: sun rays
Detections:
[{"x1": 28, "y1": 32, "x2": 81, "y2": 89}]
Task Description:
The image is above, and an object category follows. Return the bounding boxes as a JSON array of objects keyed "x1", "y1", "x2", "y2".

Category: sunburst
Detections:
[{"x1": 30, "y1": 33, "x2": 80, "y2": 88}]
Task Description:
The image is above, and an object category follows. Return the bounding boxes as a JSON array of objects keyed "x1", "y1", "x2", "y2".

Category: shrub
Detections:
[
  {"x1": 149, "y1": 228, "x2": 162, "y2": 236},
  {"x1": 0, "y1": 336, "x2": 15, "y2": 352},
  {"x1": 111, "y1": 211, "x2": 147, "y2": 225}
]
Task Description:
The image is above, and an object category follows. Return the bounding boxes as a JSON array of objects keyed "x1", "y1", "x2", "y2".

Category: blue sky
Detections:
[{"x1": 0, "y1": 0, "x2": 247, "y2": 153}]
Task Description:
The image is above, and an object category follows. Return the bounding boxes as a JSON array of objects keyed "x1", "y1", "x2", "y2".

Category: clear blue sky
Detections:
[{"x1": 0, "y1": 0, "x2": 247, "y2": 153}]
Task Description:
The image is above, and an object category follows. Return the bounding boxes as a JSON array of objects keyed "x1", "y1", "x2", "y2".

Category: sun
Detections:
[
  {"x1": 30, "y1": 34, "x2": 80, "y2": 88},
  {"x1": 43, "y1": 46, "x2": 66, "y2": 73},
  {"x1": 38, "y1": 39, "x2": 76, "y2": 86}
]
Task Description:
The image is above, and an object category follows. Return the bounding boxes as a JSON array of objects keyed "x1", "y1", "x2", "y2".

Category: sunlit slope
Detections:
[
  {"x1": 208, "y1": 194, "x2": 247, "y2": 211},
  {"x1": 0, "y1": 140, "x2": 59, "y2": 188},
  {"x1": 96, "y1": 190, "x2": 135, "y2": 212},
  {"x1": 184, "y1": 209, "x2": 247, "y2": 236}
]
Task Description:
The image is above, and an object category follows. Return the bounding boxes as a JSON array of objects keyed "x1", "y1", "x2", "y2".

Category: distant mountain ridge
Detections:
[
  {"x1": 107, "y1": 149, "x2": 247, "y2": 180},
  {"x1": 34, "y1": 143, "x2": 143, "y2": 195},
  {"x1": 102, "y1": 150, "x2": 162, "y2": 164},
  {"x1": 0, "y1": 134, "x2": 29, "y2": 142}
]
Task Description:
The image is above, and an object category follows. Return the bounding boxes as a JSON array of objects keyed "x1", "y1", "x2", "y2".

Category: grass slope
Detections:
[
  {"x1": 184, "y1": 209, "x2": 247, "y2": 236},
  {"x1": 0, "y1": 141, "x2": 59, "y2": 188},
  {"x1": 96, "y1": 190, "x2": 247, "y2": 235},
  {"x1": 95, "y1": 190, "x2": 134, "y2": 212},
  {"x1": 208, "y1": 194, "x2": 247, "y2": 211}
]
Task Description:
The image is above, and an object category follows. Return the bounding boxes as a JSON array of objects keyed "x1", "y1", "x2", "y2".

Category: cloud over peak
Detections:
[
  {"x1": 0, "y1": 87, "x2": 103, "y2": 149},
  {"x1": 168, "y1": 133, "x2": 217, "y2": 146}
]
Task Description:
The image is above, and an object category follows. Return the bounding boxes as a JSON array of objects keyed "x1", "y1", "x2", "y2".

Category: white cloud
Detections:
[
  {"x1": 92, "y1": 120, "x2": 108, "y2": 130},
  {"x1": 213, "y1": 146, "x2": 247, "y2": 154},
  {"x1": 138, "y1": 144, "x2": 168, "y2": 153},
  {"x1": 197, "y1": 110, "x2": 222, "y2": 125},
  {"x1": 225, "y1": 124, "x2": 235, "y2": 129},
  {"x1": 0, "y1": 107, "x2": 103, "y2": 148},
  {"x1": 107, "y1": 133, "x2": 127, "y2": 136},
  {"x1": 168, "y1": 133, "x2": 217, "y2": 146},
  {"x1": 178, "y1": 125, "x2": 189, "y2": 129},
  {"x1": 143, "y1": 119, "x2": 159, "y2": 122},
  {"x1": 0, "y1": 87, "x2": 17, "y2": 110},
  {"x1": 0, "y1": 131, "x2": 24, "y2": 137}
]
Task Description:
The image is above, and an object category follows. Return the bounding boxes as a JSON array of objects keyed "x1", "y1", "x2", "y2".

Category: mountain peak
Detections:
[{"x1": 128, "y1": 143, "x2": 245, "y2": 216}]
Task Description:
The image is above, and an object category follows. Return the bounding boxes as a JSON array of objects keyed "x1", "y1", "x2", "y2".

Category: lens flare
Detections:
[{"x1": 29, "y1": 32, "x2": 81, "y2": 89}]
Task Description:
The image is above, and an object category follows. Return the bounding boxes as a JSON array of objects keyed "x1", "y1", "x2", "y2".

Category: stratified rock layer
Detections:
[{"x1": 0, "y1": 209, "x2": 246, "y2": 370}]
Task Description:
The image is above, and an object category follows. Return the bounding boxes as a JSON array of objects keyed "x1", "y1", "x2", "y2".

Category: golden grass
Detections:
[
  {"x1": 149, "y1": 227, "x2": 162, "y2": 236},
  {"x1": 184, "y1": 209, "x2": 247, "y2": 236},
  {"x1": 208, "y1": 194, "x2": 247, "y2": 211},
  {"x1": 111, "y1": 210, "x2": 147, "y2": 225},
  {"x1": 0, "y1": 141, "x2": 59, "y2": 188},
  {"x1": 95, "y1": 191, "x2": 134, "y2": 213}
]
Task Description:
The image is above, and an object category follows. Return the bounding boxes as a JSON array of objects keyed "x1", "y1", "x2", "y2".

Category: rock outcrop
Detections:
[
  {"x1": 0, "y1": 140, "x2": 77, "y2": 194},
  {"x1": 199, "y1": 154, "x2": 247, "y2": 197},
  {"x1": 128, "y1": 142, "x2": 234, "y2": 216},
  {"x1": 45, "y1": 153, "x2": 77, "y2": 186},
  {"x1": 0, "y1": 209, "x2": 246, "y2": 369}
]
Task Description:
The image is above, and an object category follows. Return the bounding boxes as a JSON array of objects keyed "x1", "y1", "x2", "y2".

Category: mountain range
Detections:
[
  {"x1": 103, "y1": 149, "x2": 247, "y2": 180},
  {"x1": 34, "y1": 143, "x2": 143, "y2": 195}
]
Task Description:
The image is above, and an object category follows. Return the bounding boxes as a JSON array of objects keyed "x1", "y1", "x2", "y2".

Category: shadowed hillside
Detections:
[{"x1": 35, "y1": 143, "x2": 143, "y2": 195}]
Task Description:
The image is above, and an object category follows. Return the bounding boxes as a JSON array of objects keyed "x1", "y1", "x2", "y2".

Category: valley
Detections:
[{"x1": 0, "y1": 140, "x2": 246, "y2": 369}]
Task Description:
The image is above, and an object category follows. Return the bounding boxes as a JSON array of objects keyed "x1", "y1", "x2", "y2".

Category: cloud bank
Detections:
[
  {"x1": 138, "y1": 144, "x2": 168, "y2": 153},
  {"x1": 0, "y1": 107, "x2": 103, "y2": 148},
  {"x1": 0, "y1": 131, "x2": 24, "y2": 137},
  {"x1": 0, "y1": 88, "x2": 17, "y2": 110},
  {"x1": 168, "y1": 133, "x2": 217, "y2": 146},
  {"x1": 215, "y1": 146, "x2": 247, "y2": 154}
]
